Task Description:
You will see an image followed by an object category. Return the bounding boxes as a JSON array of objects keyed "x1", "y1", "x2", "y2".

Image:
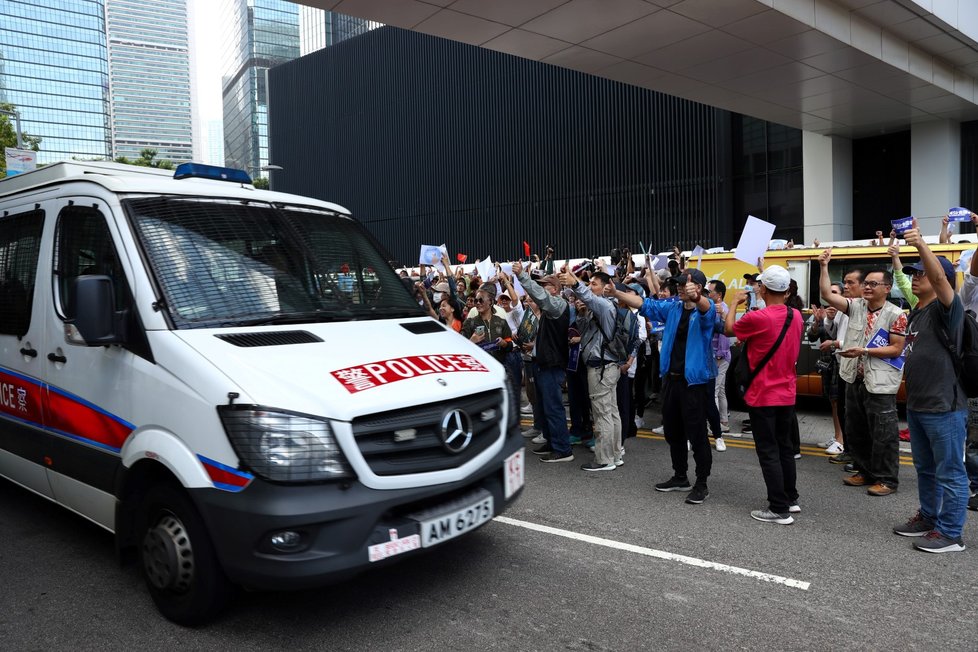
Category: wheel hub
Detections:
[{"x1": 142, "y1": 513, "x2": 194, "y2": 594}]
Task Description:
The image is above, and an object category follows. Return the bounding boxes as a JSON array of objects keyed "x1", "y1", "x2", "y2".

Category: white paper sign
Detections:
[
  {"x1": 498, "y1": 263, "x2": 526, "y2": 296},
  {"x1": 734, "y1": 215, "x2": 776, "y2": 266},
  {"x1": 650, "y1": 255, "x2": 669, "y2": 271},
  {"x1": 419, "y1": 244, "x2": 449, "y2": 272},
  {"x1": 4, "y1": 148, "x2": 36, "y2": 176},
  {"x1": 959, "y1": 249, "x2": 975, "y2": 272},
  {"x1": 475, "y1": 256, "x2": 495, "y2": 282}
]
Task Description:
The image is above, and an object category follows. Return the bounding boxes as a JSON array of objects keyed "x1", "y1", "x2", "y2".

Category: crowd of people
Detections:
[{"x1": 400, "y1": 219, "x2": 978, "y2": 552}]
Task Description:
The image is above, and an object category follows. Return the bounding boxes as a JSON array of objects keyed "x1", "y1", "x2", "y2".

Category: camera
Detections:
[
  {"x1": 609, "y1": 248, "x2": 622, "y2": 266},
  {"x1": 572, "y1": 260, "x2": 595, "y2": 275}
]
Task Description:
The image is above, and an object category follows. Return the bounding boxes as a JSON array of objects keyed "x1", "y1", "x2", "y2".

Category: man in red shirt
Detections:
[{"x1": 724, "y1": 265, "x2": 803, "y2": 524}]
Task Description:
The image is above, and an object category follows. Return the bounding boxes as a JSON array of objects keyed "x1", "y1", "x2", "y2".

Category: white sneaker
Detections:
[
  {"x1": 634, "y1": 416, "x2": 644, "y2": 429},
  {"x1": 531, "y1": 434, "x2": 546, "y2": 444},
  {"x1": 817, "y1": 439, "x2": 835, "y2": 449},
  {"x1": 793, "y1": 453, "x2": 802, "y2": 459},
  {"x1": 720, "y1": 422, "x2": 730, "y2": 433},
  {"x1": 520, "y1": 403, "x2": 533, "y2": 415},
  {"x1": 715, "y1": 437, "x2": 726, "y2": 452},
  {"x1": 521, "y1": 427, "x2": 540, "y2": 438},
  {"x1": 652, "y1": 425, "x2": 664, "y2": 435},
  {"x1": 825, "y1": 441, "x2": 844, "y2": 455},
  {"x1": 615, "y1": 448, "x2": 625, "y2": 466}
]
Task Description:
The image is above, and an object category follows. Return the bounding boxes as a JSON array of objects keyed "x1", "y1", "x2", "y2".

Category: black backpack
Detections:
[{"x1": 938, "y1": 309, "x2": 978, "y2": 398}]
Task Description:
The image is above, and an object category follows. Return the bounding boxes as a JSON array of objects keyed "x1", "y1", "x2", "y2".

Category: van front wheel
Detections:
[{"x1": 138, "y1": 484, "x2": 232, "y2": 626}]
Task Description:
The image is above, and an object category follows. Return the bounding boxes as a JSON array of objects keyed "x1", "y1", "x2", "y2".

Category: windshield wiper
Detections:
[{"x1": 229, "y1": 310, "x2": 356, "y2": 326}]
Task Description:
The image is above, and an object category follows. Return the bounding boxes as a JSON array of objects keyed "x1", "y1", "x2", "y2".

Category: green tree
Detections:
[
  {"x1": 253, "y1": 177, "x2": 270, "y2": 190},
  {"x1": 0, "y1": 102, "x2": 42, "y2": 177},
  {"x1": 114, "y1": 148, "x2": 174, "y2": 170}
]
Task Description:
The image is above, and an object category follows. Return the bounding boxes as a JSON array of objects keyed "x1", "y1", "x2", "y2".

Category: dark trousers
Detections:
[
  {"x1": 845, "y1": 380, "x2": 900, "y2": 487},
  {"x1": 633, "y1": 350, "x2": 650, "y2": 415},
  {"x1": 789, "y1": 412, "x2": 801, "y2": 455},
  {"x1": 567, "y1": 363, "x2": 593, "y2": 439},
  {"x1": 617, "y1": 373, "x2": 635, "y2": 440},
  {"x1": 838, "y1": 376, "x2": 849, "y2": 450},
  {"x1": 662, "y1": 375, "x2": 712, "y2": 485},
  {"x1": 534, "y1": 363, "x2": 570, "y2": 456},
  {"x1": 706, "y1": 376, "x2": 721, "y2": 437},
  {"x1": 748, "y1": 405, "x2": 799, "y2": 514}
]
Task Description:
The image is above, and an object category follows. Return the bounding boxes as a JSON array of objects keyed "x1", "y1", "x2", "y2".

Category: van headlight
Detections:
[{"x1": 218, "y1": 407, "x2": 354, "y2": 482}]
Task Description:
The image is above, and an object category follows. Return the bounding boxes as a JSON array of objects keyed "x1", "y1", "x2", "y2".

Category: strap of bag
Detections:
[{"x1": 744, "y1": 307, "x2": 794, "y2": 388}]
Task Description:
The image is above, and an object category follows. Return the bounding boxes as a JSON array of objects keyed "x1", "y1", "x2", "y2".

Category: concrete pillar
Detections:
[
  {"x1": 911, "y1": 120, "x2": 961, "y2": 236},
  {"x1": 803, "y1": 131, "x2": 852, "y2": 245}
]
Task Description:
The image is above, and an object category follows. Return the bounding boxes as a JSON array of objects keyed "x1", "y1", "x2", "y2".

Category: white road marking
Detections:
[{"x1": 493, "y1": 516, "x2": 811, "y2": 591}]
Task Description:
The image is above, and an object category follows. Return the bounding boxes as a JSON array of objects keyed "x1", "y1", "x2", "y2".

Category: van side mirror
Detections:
[{"x1": 65, "y1": 275, "x2": 124, "y2": 346}]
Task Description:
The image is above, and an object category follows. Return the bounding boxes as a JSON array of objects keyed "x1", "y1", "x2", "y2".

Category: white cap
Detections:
[{"x1": 758, "y1": 265, "x2": 791, "y2": 292}]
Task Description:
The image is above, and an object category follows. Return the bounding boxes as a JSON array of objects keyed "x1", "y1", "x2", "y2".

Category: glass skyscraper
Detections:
[
  {"x1": 105, "y1": 0, "x2": 194, "y2": 162},
  {"x1": 222, "y1": 1, "x2": 380, "y2": 178},
  {"x1": 0, "y1": 0, "x2": 111, "y2": 164},
  {"x1": 221, "y1": 0, "x2": 300, "y2": 178}
]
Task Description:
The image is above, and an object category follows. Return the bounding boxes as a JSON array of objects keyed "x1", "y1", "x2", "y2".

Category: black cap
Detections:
[{"x1": 680, "y1": 268, "x2": 708, "y2": 286}]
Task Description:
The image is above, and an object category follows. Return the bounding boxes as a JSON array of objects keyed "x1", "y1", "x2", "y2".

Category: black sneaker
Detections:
[
  {"x1": 893, "y1": 511, "x2": 935, "y2": 537},
  {"x1": 685, "y1": 485, "x2": 709, "y2": 504},
  {"x1": 969, "y1": 494, "x2": 978, "y2": 512},
  {"x1": 580, "y1": 461, "x2": 616, "y2": 472},
  {"x1": 750, "y1": 509, "x2": 793, "y2": 525},
  {"x1": 829, "y1": 452, "x2": 852, "y2": 464},
  {"x1": 539, "y1": 451, "x2": 574, "y2": 463},
  {"x1": 655, "y1": 476, "x2": 692, "y2": 492},
  {"x1": 913, "y1": 530, "x2": 966, "y2": 553},
  {"x1": 843, "y1": 463, "x2": 857, "y2": 473},
  {"x1": 532, "y1": 444, "x2": 553, "y2": 456}
]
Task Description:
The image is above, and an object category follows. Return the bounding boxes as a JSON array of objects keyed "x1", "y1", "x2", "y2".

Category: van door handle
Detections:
[
  {"x1": 20, "y1": 347, "x2": 38, "y2": 358},
  {"x1": 47, "y1": 353, "x2": 67, "y2": 364}
]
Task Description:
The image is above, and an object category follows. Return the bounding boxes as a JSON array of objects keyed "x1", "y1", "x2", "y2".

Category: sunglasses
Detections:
[
  {"x1": 907, "y1": 269, "x2": 926, "y2": 278},
  {"x1": 474, "y1": 297, "x2": 489, "y2": 304},
  {"x1": 861, "y1": 281, "x2": 889, "y2": 289}
]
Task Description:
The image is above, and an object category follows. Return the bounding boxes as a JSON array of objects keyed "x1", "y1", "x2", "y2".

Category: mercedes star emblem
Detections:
[{"x1": 439, "y1": 409, "x2": 473, "y2": 454}]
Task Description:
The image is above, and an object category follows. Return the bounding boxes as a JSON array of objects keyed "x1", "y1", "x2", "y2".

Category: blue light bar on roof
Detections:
[{"x1": 173, "y1": 163, "x2": 252, "y2": 184}]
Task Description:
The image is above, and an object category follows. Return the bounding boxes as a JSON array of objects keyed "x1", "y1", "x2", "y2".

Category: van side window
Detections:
[
  {"x1": 0, "y1": 209, "x2": 44, "y2": 337},
  {"x1": 53, "y1": 206, "x2": 131, "y2": 320}
]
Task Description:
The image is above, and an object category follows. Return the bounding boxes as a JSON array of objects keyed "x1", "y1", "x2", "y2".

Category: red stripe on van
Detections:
[{"x1": 45, "y1": 389, "x2": 134, "y2": 451}]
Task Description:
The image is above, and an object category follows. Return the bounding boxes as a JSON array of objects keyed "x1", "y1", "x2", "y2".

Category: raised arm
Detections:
[
  {"x1": 818, "y1": 248, "x2": 848, "y2": 313},
  {"x1": 724, "y1": 289, "x2": 747, "y2": 336},
  {"x1": 905, "y1": 219, "x2": 955, "y2": 307}
]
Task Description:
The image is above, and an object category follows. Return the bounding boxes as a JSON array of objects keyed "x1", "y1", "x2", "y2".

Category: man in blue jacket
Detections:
[{"x1": 614, "y1": 268, "x2": 717, "y2": 504}]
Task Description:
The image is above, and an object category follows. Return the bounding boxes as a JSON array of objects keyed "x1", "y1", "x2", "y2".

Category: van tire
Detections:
[{"x1": 138, "y1": 483, "x2": 232, "y2": 626}]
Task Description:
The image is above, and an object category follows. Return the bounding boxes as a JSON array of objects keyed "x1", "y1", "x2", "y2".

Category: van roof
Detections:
[{"x1": 0, "y1": 161, "x2": 351, "y2": 215}]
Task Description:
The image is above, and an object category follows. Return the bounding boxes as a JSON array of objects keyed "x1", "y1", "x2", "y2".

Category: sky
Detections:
[{"x1": 191, "y1": 0, "x2": 225, "y2": 157}]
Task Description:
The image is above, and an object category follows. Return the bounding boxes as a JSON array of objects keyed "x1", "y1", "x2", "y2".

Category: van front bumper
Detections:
[{"x1": 190, "y1": 426, "x2": 524, "y2": 591}]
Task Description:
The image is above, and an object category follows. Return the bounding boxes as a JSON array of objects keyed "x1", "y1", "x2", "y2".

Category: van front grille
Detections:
[{"x1": 351, "y1": 390, "x2": 502, "y2": 476}]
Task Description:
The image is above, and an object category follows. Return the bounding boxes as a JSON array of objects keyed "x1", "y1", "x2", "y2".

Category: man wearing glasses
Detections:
[{"x1": 819, "y1": 251, "x2": 907, "y2": 497}]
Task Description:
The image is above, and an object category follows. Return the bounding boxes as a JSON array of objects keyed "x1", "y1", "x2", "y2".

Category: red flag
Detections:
[
  {"x1": 456, "y1": 253, "x2": 467, "y2": 263},
  {"x1": 522, "y1": 241, "x2": 531, "y2": 258}
]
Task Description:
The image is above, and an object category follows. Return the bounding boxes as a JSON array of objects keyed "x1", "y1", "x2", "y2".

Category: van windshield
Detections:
[{"x1": 123, "y1": 197, "x2": 424, "y2": 328}]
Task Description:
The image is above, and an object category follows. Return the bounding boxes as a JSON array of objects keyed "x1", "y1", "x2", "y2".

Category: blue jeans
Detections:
[
  {"x1": 503, "y1": 349, "x2": 523, "y2": 397},
  {"x1": 907, "y1": 409, "x2": 969, "y2": 539},
  {"x1": 534, "y1": 364, "x2": 570, "y2": 456}
]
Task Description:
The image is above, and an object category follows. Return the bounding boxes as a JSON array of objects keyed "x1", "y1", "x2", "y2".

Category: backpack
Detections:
[
  {"x1": 938, "y1": 309, "x2": 978, "y2": 398},
  {"x1": 597, "y1": 304, "x2": 639, "y2": 364}
]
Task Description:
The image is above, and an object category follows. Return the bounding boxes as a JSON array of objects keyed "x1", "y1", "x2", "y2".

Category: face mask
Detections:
[{"x1": 433, "y1": 292, "x2": 443, "y2": 303}]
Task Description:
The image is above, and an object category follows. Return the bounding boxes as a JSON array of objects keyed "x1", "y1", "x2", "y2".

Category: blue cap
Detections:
[{"x1": 902, "y1": 256, "x2": 956, "y2": 287}]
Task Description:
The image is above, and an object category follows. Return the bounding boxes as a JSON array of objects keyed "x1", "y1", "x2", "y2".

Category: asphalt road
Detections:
[{"x1": 1, "y1": 430, "x2": 976, "y2": 651}]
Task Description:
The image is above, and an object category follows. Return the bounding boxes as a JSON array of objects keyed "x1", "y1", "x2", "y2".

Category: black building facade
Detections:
[{"x1": 267, "y1": 27, "x2": 803, "y2": 264}]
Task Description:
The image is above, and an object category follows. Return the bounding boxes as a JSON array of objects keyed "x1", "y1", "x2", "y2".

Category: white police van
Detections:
[{"x1": 0, "y1": 161, "x2": 524, "y2": 624}]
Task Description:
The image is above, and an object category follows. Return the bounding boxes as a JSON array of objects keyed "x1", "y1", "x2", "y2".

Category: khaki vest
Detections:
[{"x1": 838, "y1": 299, "x2": 904, "y2": 394}]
